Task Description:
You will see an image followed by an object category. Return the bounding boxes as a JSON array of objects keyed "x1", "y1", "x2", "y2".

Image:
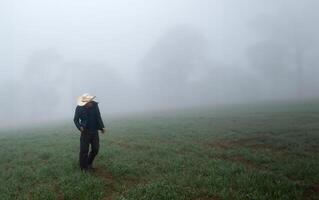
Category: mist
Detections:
[{"x1": 1, "y1": 0, "x2": 319, "y2": 126}]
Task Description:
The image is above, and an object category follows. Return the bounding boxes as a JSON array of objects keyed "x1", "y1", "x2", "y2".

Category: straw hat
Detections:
[{"x1": 77, "y1": 93, "x2": 96, "y2": 106}]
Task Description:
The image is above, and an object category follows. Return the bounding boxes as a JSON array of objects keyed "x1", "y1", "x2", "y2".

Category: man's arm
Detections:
[
  {"x1": 96, "y1": 104, "x2": 105, "y2": 131},
  {"x1": 73, "y1": 106, "x2": 82, "y2": 131}
]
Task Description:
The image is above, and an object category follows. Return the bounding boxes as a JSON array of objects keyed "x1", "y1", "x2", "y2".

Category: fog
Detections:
[{"x1": 1, "y1": 0, "x2": 319, "y2": 126}]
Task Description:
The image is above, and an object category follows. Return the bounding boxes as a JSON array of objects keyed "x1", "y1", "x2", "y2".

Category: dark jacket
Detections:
[{"x1": 73, "y1": 101, "x2": 105, "y2": 131}]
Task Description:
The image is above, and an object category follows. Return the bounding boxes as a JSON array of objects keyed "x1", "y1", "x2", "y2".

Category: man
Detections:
[{"x1": 73, "y1": 93, "x2": 105, "y2": 171}]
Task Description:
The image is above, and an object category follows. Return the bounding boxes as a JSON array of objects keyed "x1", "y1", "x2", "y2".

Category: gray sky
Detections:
[{"x1": 6, "y1": 0, "x2": 275, "y2": 78}]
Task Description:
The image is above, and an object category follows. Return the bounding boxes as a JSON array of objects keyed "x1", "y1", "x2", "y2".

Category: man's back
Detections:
[{"x1": 74, "y1": 101, "x2": 105, "y2": 132}]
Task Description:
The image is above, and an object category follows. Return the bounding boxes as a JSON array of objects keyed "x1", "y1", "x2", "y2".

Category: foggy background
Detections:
[{"x1": 1, "y1": 0, "x2": 319, "y2": 126}]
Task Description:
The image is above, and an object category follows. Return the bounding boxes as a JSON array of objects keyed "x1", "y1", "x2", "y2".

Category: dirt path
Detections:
[{"x1": 93, "y1": 167, "x2": 140, "y2": 200}]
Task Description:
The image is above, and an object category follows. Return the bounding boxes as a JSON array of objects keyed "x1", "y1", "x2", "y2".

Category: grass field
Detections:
[{"x1": 0, "y1": 101, "x2": 319, "y2": 200}]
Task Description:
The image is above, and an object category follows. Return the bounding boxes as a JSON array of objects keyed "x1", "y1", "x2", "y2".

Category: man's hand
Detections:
[
  {"x1": 80, "y1": 127, "x2": 84, "y2": 132},
  {"x1": 100, "y1": 128, "x2": 106, "y2": 134}
]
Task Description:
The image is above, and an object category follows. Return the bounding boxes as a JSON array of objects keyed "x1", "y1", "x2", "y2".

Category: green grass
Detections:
[{"x1": 0, "y1": 101, "x2": 319, "y2": 200}]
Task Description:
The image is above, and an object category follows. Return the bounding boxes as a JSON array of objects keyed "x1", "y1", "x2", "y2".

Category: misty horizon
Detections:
[{"x1": 1, "y1": 0, "x2": 319, "y2": 126}]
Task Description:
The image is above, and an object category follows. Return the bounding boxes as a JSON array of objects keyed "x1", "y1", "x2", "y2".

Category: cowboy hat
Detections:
[{"x1": 77, "y1": 93, "x2": 96, "y2": 106}]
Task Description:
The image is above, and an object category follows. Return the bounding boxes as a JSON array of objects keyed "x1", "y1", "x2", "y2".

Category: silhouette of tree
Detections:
[
  {"x1": 140, "y1": 25, "x2": 212, "y2": 108},
  {"x1": 249, "y1": 1, "x2": 319, "y2": 99}
]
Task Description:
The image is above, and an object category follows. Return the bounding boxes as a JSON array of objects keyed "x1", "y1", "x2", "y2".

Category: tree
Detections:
[
  {"x1": 140, "y1": 25, "x2": 211, "y2": 108},
  {"x1": 249, "y1": 0, "x2": 319, "y2": 100},
  {"x1": 18, "y1": 48, "x2": 62, "y2": 121}
]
